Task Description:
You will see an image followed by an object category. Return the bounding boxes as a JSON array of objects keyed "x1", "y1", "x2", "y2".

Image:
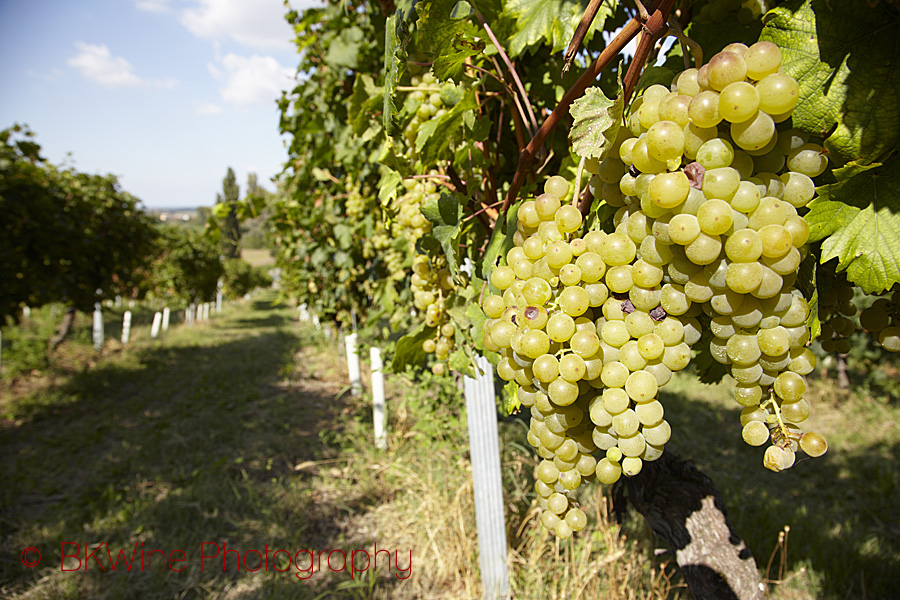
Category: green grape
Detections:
[
  {"x1": 726, "y1": 261, "x2": 763, "y2": 294},
  {"x1": 749, "y1": 197, "x2": 791, "y2": 229},
  {"x1": 800, "y1": 432, "x2": 828, "y2": 457},
  {"x1": 787, "y1": 143, "x2": 828, "y2": 177},
  {"x1": 635, "y1": 399, "x2": 664, "y2": 425},
  {"x1": 606, "y1": 265, "x2": 634, "y2": 293},
  {"x1": 731, "y1": 111, "x2": 775, "y2": 151},
  {"x1": 719, "y1": 81, "x2": 760, "y2": 123},
  {"x1": 758, "y1": 326, "x2": 791, "y2": 356},
  {"x1": 545, "y1": 175, "x2": 569, "y2": 199},
  {"x1": 758, "y1": 224, "x2": 793, "y2": 258},
  {"x1": 492, "y1": 265, "x2": 515, "y2": 290},
  {"x1": 518, "y1": 200, "x2": 541, "y2": 229},
  {"x1": 725, "y1": 228, "x2": 763, "y2": 262},
  {"x1": 618, "y1": 432, "x2": 646, "y2": 457},
  {"x1": 559, "y1": 353, "x2": 587, "y2": 382},
  {"x1": 632, "y1": 137, "x2": 668, "y2": 173},
  {"x1": 744, "y1": 41, "x2": 782, "y2": 80},
  {"x1": 703, "y1": 167, "x2": 741, "y2": 200},
  {"x1": 565, "y1": 507, "x2": 588, "y2": 532},
  {"x1": 601, "y1": 361, "x2": 630, "y2": 389},
  {"x1": 556, "y1": 204, "x2": 583, "y2": 234},
  {"x1": 668, "y1": 214, "x2": 701, "y2": 245},
  {"x1": 602, "y1": 320, "x2": 631, "y2": 347},
  {"x1": 570, "y1": 329, "x2": 601, "y2": 358},
  {"x1": 649, "y1": 171, "x2": 690, "y2": 208},
  {"x1": 780, "y1": 398, "x2": 810, "y2": 422},
  {"x1": 601, "y1": 232, "x2": 637, "y2": 266},
  {"x1": 689, "y1": 90, "x2": 723, "y2": 128},
  {"x1": 559, "y1": 286, "x2": 590, "y2": 316},
  {"x1": 613, "y1": 408, "x2": 640, "y2": 437},
  {"x1": 696, "y1": 138, "x2": 735, "y2": 169},
  {"x1": 756, "y1": 73, "x2": 800, "y2": 115},
  {"x1": 549, "y1": 378, "x2": 580, "y2": 406},
  {"x1": 535, "y1": 192, "x2": 562, "y2": 221},
  {"x1": 726, "y1": 333, "x2": 762, "y2": 365},
  {"x1": 559, "y1": 264, "x2": 582, "y2": 286},
  {"x1": 685, "y1": 232, "x2": 723, "y2": 265},
  {"x1": 642, "y1": 420, "x2": 671, "y2": 446},
  {"x1": 558, "y1": 469, "x2": 582, "y2": 491},
  {"x1": 697, "y1": 199, "x2": 734, "y2": 235},
  {"x1": 730, "y1": 180, "x2": 761, "y2": 213},
  {"x1": 742, "y1": 421, "x2": 770, "y2": 446},
  {"x1": 548, "y1": 492, "x2": 569, "y2": 515},
  {"x1": 603, "y1": 386, "x2": 631, "y2": 414},
  {"x1": 658, "y1": 94, "x2": 692, "y2": 127},
  {"x1": 683, "y1": 123, "x2": 719, "y2": 159},
  {"x1": 596, "y1": 457, "x2": 623, "y2": 484},
  {"x1": 763, "y1": 445, "x2": 795, "y2": 472},
  {"x1": 632, "y1": 259, "x2": 664, "y2": 287},
  {"x1": 520, "y1": 329, "x2": 550, "y2": 359},
  {"x1": 546, "y1": 240, "x2": 573, "y2": 269},
  {"x1": 782, "y1": 215, "x2": 810, "y2": 247},
  {"x1": 576, "y1": 252, "x2": 606, "y2": 283},
  {"x1": 707, "y1": 50, "x2": 748, "y2": 90},
  {"x1": 625, "y1": 370, "x2": 658, "y2": 402},
  {"x1": 763, "y1": 247, "x2": 801, "y2": 275},
  {"x1": 676, "y1": 68, "x2": 701, "y2": 96},
  {"x1": 646, "y1": 120, "x2": 685, "y2": 162},
  {"x1": 547, "y1": 312, "x2": 576, "y2": 342},
  {"x1": 541, "y1": 509, "x2": 561, "y2": 529}
]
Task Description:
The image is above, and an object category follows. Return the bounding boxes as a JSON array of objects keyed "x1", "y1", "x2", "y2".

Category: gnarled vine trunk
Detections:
[
  {"x1": 49, "y1": 306, "x2": 77, "y2": 350},
  {"x1": 614, "y1": 452, "x2": 765, "y2": 600}
]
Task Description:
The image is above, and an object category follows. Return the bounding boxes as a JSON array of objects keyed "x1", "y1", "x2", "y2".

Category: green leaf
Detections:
[
  {"x1": 383, "y1": 14, "x2": 409, "y2": 137},
  {"x1": 325, "y1": 26, "x2": 364, "y2": 69},
  {"x1": 569, "y1": 86, "x2": 623, "y2": 160},
  {"x1": 414, "y1": 88, "x2": 478, "y2": 163},
  {"x1": 416, "y1": 0, "x2": 485, "y2": 81},
  {"x1": 390, "y1": 322, "x2": 433, "y2": 372},
  {"x1": 449, "y1": 347, "x2": 477, "y2": 378},
  {"x1": 760, "y1": 0, "x2": 900, "y2": 166},
  {"x1": 502, "y1": 0, "x2": 616, "y2": 57},
  {"x1": 377, "y1": 166, "x2": 403, "y2": 206},
  {"x1": 807, "y1": 158, "x2": 900, "y2": 293},
  {"x1": 797, "y1": 254, "x2": 820, "y2": 341},
  {"x1": 503, "y1": 380, "x2": 521, "y2": 415},
  {"x1": 421, "y1": 191, "x2": 464, "y2": 276}
]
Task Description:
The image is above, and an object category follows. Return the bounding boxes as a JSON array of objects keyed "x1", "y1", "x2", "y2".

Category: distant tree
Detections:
[
  {"x1": 220, "y1": 167, "x2": 241, "y2": 259},
  {"x1": 149, "y1": 226, "x2": 224, "y2": 304},
  {"x1": 0, "y1": 124, "x2": 158, "y2": 345}
]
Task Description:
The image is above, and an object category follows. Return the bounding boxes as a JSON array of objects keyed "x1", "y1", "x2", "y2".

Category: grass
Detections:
[
  {"x1": 1, "y1": 294, "x2": 898, "y2": 599},
  {"x1": 240, "y1": 248, "x2": 276, "y2": 267}
]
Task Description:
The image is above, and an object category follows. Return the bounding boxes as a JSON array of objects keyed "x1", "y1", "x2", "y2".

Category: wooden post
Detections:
[
  {"x1": 344, "y1": 333, "x2": 362, "y2": 396},
  {"x1": 121, "y1": 311, "x2": 132, "y2": 344},
  {"x1": 92, "y1": 302, "x2": 104, "y2": 351},
  {"x1": 150, "y1": 312, "x2": 162, "y2": 339},
  {"x1": 370, "y1": 347, "x2": 386, "y2": 449},
  {"x1": 463, "y1": 355, "x2": 510, "y2": 600}
]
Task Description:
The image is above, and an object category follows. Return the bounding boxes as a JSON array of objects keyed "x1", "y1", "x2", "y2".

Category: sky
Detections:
[{"x1": 0, "y1": 0, "x2": 321, "y2": 209}]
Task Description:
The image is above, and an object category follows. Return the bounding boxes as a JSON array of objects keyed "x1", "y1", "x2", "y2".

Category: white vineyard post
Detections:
[
  {"x1": 344, "y1": 332, "x2": 363, "y2": 396},
  {"x1": 23, "y1": 306, "x2": 31, "y2": 318},
  {"x1": 115, "y1": 295, "x2": 122, "y2": 307},
  {"x1": 162, "y1": 307, "x2": 170, "y2": 331},
  {"x1": 92, "y1": 302, "x2": 104, "y2": 351},
  {"x1": 121, "y1": 311, "x2": 132, "y2": 344},
  {"x1": 370, "y1": 347, "x2": 387, "y2": 450},
  {"x1": 150, "y1": 312, "x2": 162, "y2": 339},
  {"x1": 216, "y1": 279, "x2": 223, "y2": 314},
  {"x1": 201, "y1": 303, "x2": 208, "y2": 321},
  {"x1": 463, "y1": 355, "x2": 510, "y2": 600}
]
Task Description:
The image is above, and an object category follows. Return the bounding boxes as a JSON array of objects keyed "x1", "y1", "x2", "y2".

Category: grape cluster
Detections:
[
  {"x1": 492, "y1": 40, "x2": 838, "y2": 537},
  {"x1": 860, "y1": 289, "x2": 900, "y2": 352},
  {"x1": 481, "y1": 174, "x2": 707, "y2": 538},
  {"x1": 392, "y1": 176, "x2": 436, "y2": 248},
  {"x1": 403, "y1": 72, "x2": 447, "y2": 154},
  {"x1": 817, "y1": 281, "x2": 858, "y2": 355},
  {"x1": 413, "y1": 255, "x2": 458, "y2": 375},
  {"x1": 606, "y1": 41, "x2": 831, "y2": 474}
]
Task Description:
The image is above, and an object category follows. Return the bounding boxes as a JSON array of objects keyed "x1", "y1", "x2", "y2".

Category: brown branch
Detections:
[
  {"x1": 563, "y1": 0, "x2": 607, "y2": 74},
  {"x1": 578, "y1": 187, "x2": 594, "y2": 218}
]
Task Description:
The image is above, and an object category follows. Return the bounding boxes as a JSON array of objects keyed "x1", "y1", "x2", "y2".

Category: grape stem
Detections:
[
  {"x1": 573, "y1": 155, "x2": 587, "y2": 208},
  {"x1": 762, "y1": 396, "x2": 790, "y2": 449},
  {"x1": 666, "y1": 15, "x2": 703, "y2": 69}
]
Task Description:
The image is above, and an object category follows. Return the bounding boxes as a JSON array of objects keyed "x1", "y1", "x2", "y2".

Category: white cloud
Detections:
[
  {"x1": 67, "y1": 42, "x2": 177, "y2": 89},
  {"x1": 180, "y1": 0, "x2": 297, "y2": 52},
  {"x1": 196, "y1": 101, "x2": 225, "y2": 115},
  {"x1": 209, "y1": 53, "x2": 294, "y2": 108},
  {"x1": 134, "y1": 0, "x2": 172, "y2": 13}
]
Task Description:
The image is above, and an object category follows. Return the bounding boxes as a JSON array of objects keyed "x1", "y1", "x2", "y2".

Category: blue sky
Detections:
[{"x1": 0, "y1": 0, "x2": 320, "y2": 209}]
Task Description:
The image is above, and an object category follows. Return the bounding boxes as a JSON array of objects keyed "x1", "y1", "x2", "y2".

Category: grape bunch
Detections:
[
  {"x1": 859, "y1": 289, "x2": 900, "y2": 352},
  {"x1": 413, "y1": 255, "x2": 459, "y2": 375},
  {"x1": 392, "y1": 176, "x2": 436, "y2": 249},
  {"x1": 403, "y1": 72, "x2": 447, "y2": 154},
  {"x1": 816, "y1": 280, "x2": 858, "y2": 355},
  {"x1": 481, "y1": 174, "x2": 706, "y2": 538}
]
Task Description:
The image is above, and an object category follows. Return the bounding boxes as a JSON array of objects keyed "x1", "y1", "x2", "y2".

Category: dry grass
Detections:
[{"x1": 241, "y1": 248, "x2": 276, "y2": 267}]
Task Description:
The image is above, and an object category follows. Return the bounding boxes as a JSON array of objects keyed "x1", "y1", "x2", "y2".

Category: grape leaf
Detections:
[
  {"x1": 806, "y1": 159, "x2": 900, "y2": 293},
  {"x1": 449, "y1": 347, "x2": 477, "y2": 378},
  {"x1": 414, "y1": 88, "x2": 478, "y2": 163},
  {"x1": 569, "y1": 86, "x2": 623, "y2": 160},
  {"x1": 502, "y1": 0, "x2": 616, "y2": 58},
  {"x1": 348, "y1": 74, "x2": 384, "y2": 136},
  {"x1": 760, "y1": 0, "x2": 900, "y2": 166},
  {"x1": 416, "y1": 0, "x2": 485, "y2": 81},
  {"x1": 421, "y1": 191, "x2": 464, "y2": 277},
  {"x1": 325, "y1": 26, "x2": 364, "y2": 69},
  {"x1": 797, "y1": 253, "x2": 820, "y2": 341},
  {"x1": 390, "y1": 322, "x2": 433, "y2": 372},
  {"x1": 503, "y1": 380, "x2": 520, "y2": 415}
]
